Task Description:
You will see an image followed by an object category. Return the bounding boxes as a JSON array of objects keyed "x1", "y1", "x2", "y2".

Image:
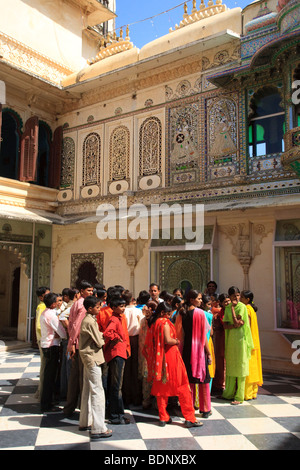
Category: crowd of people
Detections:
[{"x1": 34, "y1": 279, "x2": 263, "y2": 441}]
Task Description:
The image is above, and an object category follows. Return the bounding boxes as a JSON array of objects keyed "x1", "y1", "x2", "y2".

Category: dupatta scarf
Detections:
[
  {"x1": 143, "y1": 317, "x2": 172, "y2": 384},
  {"x1": 191, "y1": 308, "x2": 210, "y2": 382},
  {"x1": 246, "y1": 304, "x2": 263, "y2": 386}
]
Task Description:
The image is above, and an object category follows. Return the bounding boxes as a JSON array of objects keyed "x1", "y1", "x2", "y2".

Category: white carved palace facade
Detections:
[{"x1": 0, "y1": 0, "x2": 300, "y2": 375}]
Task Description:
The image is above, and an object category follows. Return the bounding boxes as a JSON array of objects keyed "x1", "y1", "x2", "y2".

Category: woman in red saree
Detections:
[{"x1": 143, "y1": 301, "x2": 202, "y2": 428}]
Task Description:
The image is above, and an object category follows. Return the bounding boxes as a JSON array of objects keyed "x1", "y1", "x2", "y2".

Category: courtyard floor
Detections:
[{"x1": 0, "y1": 348, "x2": 300, "y2": 451}]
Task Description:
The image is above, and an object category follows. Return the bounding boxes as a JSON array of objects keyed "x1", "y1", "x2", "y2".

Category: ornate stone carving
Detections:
[
  {"x1": 0, "y1": 243, "x2": 32, "y2": 278},
  {"x1": 219, "y1": 222, "x2": 273, "y2": 289},
  {"x1": 207, "y1": 96, "x2": 238, "y2": 161},
  {"x1": 61, "y1": 137, "x2": 75, "y2": 189},
  {"x1": 139, "y1": 117, "x2": 162, "y2": 177},
  {"x1": 118, "y1": 239, "x2": 147, "y2": 292},
  {"x1": 109, "y1": 126, "x2": 130, "y2": 182},
  {"x1": 82, "y1": 132, "x2": 101, "y2": 187},
  {"x1": 61, "y1": 45, "x2": 240, "y2": 114},
  {"x1": 169, "y1": 0, "x2": 228, "y2": 33},
  {"x1": 87, "y1": 27, "x2": 134, "y2": 65},
  {"x1": 70, "y1": 252, "x2": 104, "y2": 288},
  {"x1": 167, "y1": 99, "x2": 200, "y2": 186},
  {"x1": 0, "y1": 31, "x2": 73, "y2": 85},
  {"x1": 159, "y1": 250, "x2": 211, "y2": 293}
]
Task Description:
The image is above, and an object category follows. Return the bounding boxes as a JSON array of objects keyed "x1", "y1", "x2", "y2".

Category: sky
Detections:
[{"x1": 114, "y1": 0, "x2": 250, "y2": 50}]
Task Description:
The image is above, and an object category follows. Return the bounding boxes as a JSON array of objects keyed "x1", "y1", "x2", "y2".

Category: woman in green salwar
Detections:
[{"x1": 222, "y1": 286, "x2": 254, "y2": 405}]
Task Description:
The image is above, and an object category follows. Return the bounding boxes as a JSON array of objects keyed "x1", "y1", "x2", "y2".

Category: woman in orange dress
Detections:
[{"x1": 143, "y1": 301, "x2": 202, "y2": 428}]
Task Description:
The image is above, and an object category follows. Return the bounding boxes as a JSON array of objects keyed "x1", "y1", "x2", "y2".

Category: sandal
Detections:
[
  {"x1": 202, "y1": 411, "x2": 212, "y2": 418},
  {"x1": 159, "y1": 418, "x2": 172, "y2": 426},
  {"x1": 185, "y1": 420, "x2": 203, "y2": 428},
  {"x1": 90, "y1": 429, "x2": 112, "y2": 440},
  {"x1": 231, "y1": 400, "x2": 242, "y2": 405}
]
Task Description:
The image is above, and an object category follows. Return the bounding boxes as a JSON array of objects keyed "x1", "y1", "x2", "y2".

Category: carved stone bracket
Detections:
[
  {"x1": 219, "y1": 221, "x2": 273, "y2": 289},
  {"x1": 118, "y1": 239, "x2": 148, "y2": 293}
]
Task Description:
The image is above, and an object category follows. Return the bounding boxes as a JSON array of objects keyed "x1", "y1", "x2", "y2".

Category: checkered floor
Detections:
[{"x1": 0, "y1": 348, "x2": 300, "y2": 451}]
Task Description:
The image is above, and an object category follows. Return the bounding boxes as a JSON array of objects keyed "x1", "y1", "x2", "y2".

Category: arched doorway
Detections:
[
  {"x1": 162, "y1": 252, "x2": 210, "y2": 295},
  {"x1": 0, "y1": 243, "x2": 32, "y2": 342},
  {"x1": 75, "y1": 261, "x2": 99, "y2": 290},
  {"x1": 11, "y1": 266, "x2": 20, "y2": 329},
  {"x1": 0, "y1": 252, "x2": 21, "y2": 338},
  {"x1": 70, "y1": 253, "x2": 104, "y2": 290}
]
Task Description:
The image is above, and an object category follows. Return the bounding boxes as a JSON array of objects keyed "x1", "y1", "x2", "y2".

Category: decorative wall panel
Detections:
[
  {"x1": 159, "y1": 250, "x2": 210, "y2": 294},
  {"x1": 139, "y1": 116, "x2": 162, "y2": 177},
  {"x1": 82, "y1": 132, "x2": 101, "y2": 187},
  {"x1": 61, "y1": 137, "x2": 75, "y2": 189},
  {"x1": 166, "y1": 98, "x2": 200, "y2": 186},
  {"x1": 109, "y1": 125, "x2": 130, "y2": 182},
  {"x1": 206, "y1": 95, "x2": 239, "y2": 180}
]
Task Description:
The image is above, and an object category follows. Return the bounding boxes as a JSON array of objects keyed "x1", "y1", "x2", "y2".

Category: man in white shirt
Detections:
[
  {"x1": 122, "y1": 291, "x2": 144, "y2": 407},
  {"x1": 40, "y1": 292, "x2": 66, "y2": 412}
]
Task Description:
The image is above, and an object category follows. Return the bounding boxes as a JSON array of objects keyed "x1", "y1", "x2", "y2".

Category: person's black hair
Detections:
[
  {"x1": 122, "y1": 290, "x2": 133, "y2": 305},
  {"x1": 207, "y1": 280, "x2": 217, "y2": 289},
  {"x1": 178, "y1": 289, "x2": 199, "y2": 317},
  {"x1": 62, "y1": 287, "x2": 78, "y2": 300},
  {"x1": 83, "y1": 295, "x2": 101, "y2": 311},
  {"x1": 36, "y1": 286, "x2": 49, "y2": 297},
  {"x1": 106, "y1": 287, "x2": 122, "y2": 304},
  {"x1": 44, "y1": 292, "x2": 57, "y2": 308},
  {"x1": 173, "y1": 287, "x2": 183, "y2": 296},
  {"x1": 94, "y1": 283, "x2": 105, "y2": 290},
  {"x1": 137, "y1": 290, "x2": 150, "y2": 305},
  {"x1": 79, "y1": 280, "x2": 93, "y2": 291},
  {"x1": 147, "y1": 301, "x2": 172, "y2": 327},
  {"x1": 164, "y1": 292, "x2": 174, "y2": 303},
  {"x1": 218, "y1": 293, "x2": 230, "y2": 305},
  {"x1": 202, "y1": 294, "x2": 211, "y2": 305},
  {"x1": 228, "y1": 286, "x2": 240, "y2": 296},
  {"x1": 149, "y1": 282, "x2": 160, "y2": 290},
  {"x1": 171, "y1": 295, "x2": 182, "y2": 310},
  {"x1": 241, "y1": 290, "x2": 258, "y2": 312},
  {"x1": 96, "y1": 288, "x2": 107, "y2": 299},
  {"x1": 114, "y1": 285, "x2": 125, "y2": 292},
  {"x1": 147, "y1": 300, "x2": 158, "y2": 311},
  {"x1": 110, "y1": 296, "x2": 126, "y2": 309},
  {"x1": 160, "y1": 290, "x2": 167, "y2": 300},
  {"x1": 62, "y1": 287, "x2": 71, "y2": 297}
]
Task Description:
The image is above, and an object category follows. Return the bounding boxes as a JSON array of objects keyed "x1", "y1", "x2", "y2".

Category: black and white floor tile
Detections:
[{"x1": 0, "y1": 348, "x2": 300, "y2": 451}]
